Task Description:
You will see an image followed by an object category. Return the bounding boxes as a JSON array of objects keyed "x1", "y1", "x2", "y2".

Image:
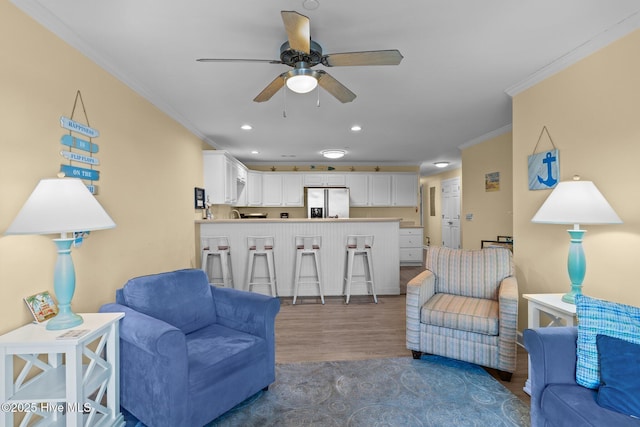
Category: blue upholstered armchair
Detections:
[
  {"x1": 406, "y1": 246, "x2": 518, "y2": 380},
  {"x1": 100, "y1": 269, "x2": 280, "y2": 427}
]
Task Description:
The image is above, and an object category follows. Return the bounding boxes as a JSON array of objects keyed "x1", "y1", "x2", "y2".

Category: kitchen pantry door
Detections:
[{"x1": 441, "y1": 177, "x2": 461, "y2": 249}]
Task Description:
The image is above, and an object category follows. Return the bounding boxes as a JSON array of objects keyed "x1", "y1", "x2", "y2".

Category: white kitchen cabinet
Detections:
[
  {"x1": 202, "y1": 151, "x2": 247, "y2": 205},
  {"x1": 345, "y1": 174, "x2": 369, "y2": 206},
  {"x1": 282, "y1": 174, "x2": 304, "y2": 206},
  {"x1": 400, "y1": 227, "x2": 424, "y2": 266},
  {"x1": 369, "y1": 173, "x2": 392, "y2": 206},
  {"x1": 303, "y1": 173, "x2": 346, "y2": 187},
  {"x1": 261, "y1": 173, "x2": 304, "y2": 207},
  {"x1": 246, "y1": 171, "x2": 263, "y2": 206},
  {"x1": 262, "y1": 174, "x2": 284, "y2": 206},
  {"x1": 392, "y1": 173, "x2": 418, "y2": 206}
]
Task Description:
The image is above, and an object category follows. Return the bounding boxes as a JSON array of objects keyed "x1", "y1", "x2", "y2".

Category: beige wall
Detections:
[
  {"x1": 461, "y1": 131, "x2": 513, "y2": 249},
  {"x1": 513, "y1": 29, "x2": 640, "y2": 329},
  {"x1": 0, "y1": 2, "x2": 204, "y2": 333},
  {"x1": 420, "y1": 168, "x2": 462, "y2": 247}
]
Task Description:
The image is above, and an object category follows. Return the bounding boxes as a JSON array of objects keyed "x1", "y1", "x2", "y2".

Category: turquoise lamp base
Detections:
[
  {"x1": 562, "y1": 228, "x2": 586, "y2": 306},
  {"x1": 46, "y1": 311, "x2": 83, "y2": 330},
  {"x1": 46, "y1": 238, "x2": 84, "y2": 330},
  {"x1": 561, "y1": 288, "x2": 580, "y2": 305}
]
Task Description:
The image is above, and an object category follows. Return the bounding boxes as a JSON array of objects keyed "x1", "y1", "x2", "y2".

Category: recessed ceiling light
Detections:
[
  {"x1": 434, "y1": 162, "x2": 449, "y2": 168},
  {"x1": 241, "y1": 124, "x2": 252, "y2": 130},
  {"x1": 350, "y1": 125, "x2": 362, "y2": 132},
  {"x1": 251, "y1": 150, "x2": 259, "y2": 154},
  {"x1": 321, "y1": 150, "x2": 346, "y2": 159}
]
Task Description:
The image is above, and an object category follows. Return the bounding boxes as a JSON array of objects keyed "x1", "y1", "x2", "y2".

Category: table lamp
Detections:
[
  {"x1": 6, "y1": 177, "x2": 115, "y2": 329},
  {"x1": 531, "y1": 176, "x2": 622, "y2": 304}
]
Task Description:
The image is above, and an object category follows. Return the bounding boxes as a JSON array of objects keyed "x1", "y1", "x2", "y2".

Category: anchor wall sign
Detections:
[{"x1": 528, "y1": 149, "x2": 559, "y2": 190}]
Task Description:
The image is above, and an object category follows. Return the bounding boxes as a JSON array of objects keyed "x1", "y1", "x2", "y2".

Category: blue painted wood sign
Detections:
[
  {"x1": 60, "y1": 150, "x2": 99, "y2": 165},
  {"x1": 60, "y1": 164, "x2": 100, "y2": 181},
  {"x1": 60, "y1": 116, "x2": 100, "y2": 138},
  {"x1": 60, "y1": 135, "x2": 99, "y2": 153},
  {"x1": 528, "y1": 149, "x2": 559, "y2": 190}
]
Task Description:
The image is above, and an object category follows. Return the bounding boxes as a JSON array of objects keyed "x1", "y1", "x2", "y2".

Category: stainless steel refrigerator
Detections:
[{"x1": 306, "y1": 187, "x2": 350, "y2": 218}]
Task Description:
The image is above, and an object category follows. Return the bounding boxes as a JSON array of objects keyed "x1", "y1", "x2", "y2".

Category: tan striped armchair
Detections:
[{"x1": 406, "y1": 246, "x2": 518, "y2": 381}]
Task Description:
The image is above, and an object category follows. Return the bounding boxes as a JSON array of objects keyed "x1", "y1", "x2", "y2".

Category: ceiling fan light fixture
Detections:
[
  {"x1": 321, "y1": 149, "x2": 346, "y2": 159},
  {"x1": 285, "y1": 68, "x2": 320, "y2": 94}
]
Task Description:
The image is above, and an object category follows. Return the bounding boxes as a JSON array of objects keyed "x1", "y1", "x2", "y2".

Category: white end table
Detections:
[
  {"x1": 0, "y1": 312, "x2": 125, "y2": 427},
  {"x1": 522, "y1": 293, "x2": 577, "y2": 395}
]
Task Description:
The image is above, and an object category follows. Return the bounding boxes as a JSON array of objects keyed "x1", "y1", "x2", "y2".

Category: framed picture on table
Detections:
[
  {"x1": 194, "y1": 187, "x2": 206, "y2": 209},
  {"x1": 24, "y1": 291, "x2": 59, "y2": 323}
]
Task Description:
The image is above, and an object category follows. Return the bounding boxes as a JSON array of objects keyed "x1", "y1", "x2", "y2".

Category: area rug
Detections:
[{"x1": 206, "y1": 355, "x2": 529, "y2": 427}]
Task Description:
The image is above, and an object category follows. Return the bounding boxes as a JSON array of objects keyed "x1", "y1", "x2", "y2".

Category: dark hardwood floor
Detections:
[{"x1": 274, "y1": 257, "x2": 531, "y2": 406}]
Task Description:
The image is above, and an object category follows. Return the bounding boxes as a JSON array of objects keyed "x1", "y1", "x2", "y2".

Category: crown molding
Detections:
[
  {"x1": 458, "y1": 124, "x2": 513, "y2": 150},
  {"x1": 506, "y1": 10, "x2": 640, "y2": 97},
  {"x1": 11, "y1": 0, "x2": 209, "y2": 145}
]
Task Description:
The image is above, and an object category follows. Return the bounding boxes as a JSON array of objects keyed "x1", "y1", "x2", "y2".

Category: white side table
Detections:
[
  {"x1": 0, "y1": 312, "x2": 125, "y2": 427},
  {"x1": 522, "y1": 293, "x2": 577, "y2": 395}
]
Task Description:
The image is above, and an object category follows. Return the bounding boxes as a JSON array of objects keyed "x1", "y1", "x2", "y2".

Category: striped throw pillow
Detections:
[{"x1": 575, "y1": 295, "x2": 640, "y2": 389}]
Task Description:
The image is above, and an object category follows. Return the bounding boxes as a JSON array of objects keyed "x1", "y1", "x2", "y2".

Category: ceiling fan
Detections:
[{"x1": 197, "y1": 10, "x2": 403, "y2": 103}]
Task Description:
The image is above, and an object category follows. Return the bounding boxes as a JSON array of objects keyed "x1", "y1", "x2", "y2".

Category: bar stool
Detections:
[
  {"x1": 201, "y1": 236, "x2": 234, "y2": 288},
  {"x1": 343, "y1": 235, "x2": 378, "y2": 304},
  {"x1": 246, "y1": 236, "x2": 277, "y2": 296},
  {"x1": 293, "y1": 236, "x2": 324, "y2": 305}
]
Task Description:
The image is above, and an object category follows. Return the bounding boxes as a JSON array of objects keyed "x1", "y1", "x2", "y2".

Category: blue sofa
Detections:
[
  {"x1": 524, "y1": 327, "x2": 640, "y2": 427},
  {"x1": 100, "y1": 269, "x2": 280, "y2": 427}
]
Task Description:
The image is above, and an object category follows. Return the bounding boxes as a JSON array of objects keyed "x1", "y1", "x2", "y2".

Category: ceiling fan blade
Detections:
[
  {"x1": 323, "y1": 50, "x2": 403, "y2": 67},
  {"x1": 281, "y1": 11, "x2": 310, "y2": 54},
  {"x1": 197, "y1": 58, "x2": 283, "y2": 64},
  {"x1": 317, "y1": 71, "x2": 356, "y2": 103},
  {"x1": 253, "y1": 74, "x2": 286, "y2": 102}
]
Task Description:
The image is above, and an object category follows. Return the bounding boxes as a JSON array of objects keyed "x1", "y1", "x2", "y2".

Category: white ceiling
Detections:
[{"x1": 13, "y1": 0, "x2": 640, "y2": 175}]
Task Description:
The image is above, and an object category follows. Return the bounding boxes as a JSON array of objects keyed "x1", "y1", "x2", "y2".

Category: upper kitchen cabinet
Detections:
[
  {"x1": 246, "y1": 171, "x2": 263, "y2": 206},
  {"x1": 369, "y1": 173, "x2": 393, "y2": 206},
  {"x1": 391, "y1": 173, "x2": 418, "y2": 206},
  {"x1": 345, "y1": 174, "x2": 369, "y2": 206},
  {"x1": 202, "y1": 151, "x2": 247, "y2": 205},
  {"x1": 303, "y1": 173, "x2": 346, "y2": 187},
  {"x1": 345, "y1": 172, "x2": 417, "y2": 207},
  {"x1": 262, "y1": 173, "x2": 304, "y2": 207},
  {"x1": 345, "y1": 173, "x2": 392, "y2": 206}
]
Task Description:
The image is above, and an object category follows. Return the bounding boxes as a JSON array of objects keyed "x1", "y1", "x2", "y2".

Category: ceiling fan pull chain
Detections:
[{"x1": 283, "y1": 83, "x2": 287, "y2": 118}]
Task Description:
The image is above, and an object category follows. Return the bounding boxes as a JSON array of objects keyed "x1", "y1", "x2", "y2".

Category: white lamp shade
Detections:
[
  {"x1": 6, "y1": 177, "x2": 116, "y2": 235},
  {"x1": 531, "y1": 180, "x2": 622, "y2": 225}
]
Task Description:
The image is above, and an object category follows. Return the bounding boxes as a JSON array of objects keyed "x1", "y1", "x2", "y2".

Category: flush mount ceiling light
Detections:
[
  {"x1": 434, "y1": 162, "x2": 450, "y2": 168},
  {"x1": 241, "y1": 124, "x2": 253, "y2": 130},
  {"x1": 350, "y1": 125, "x2": 362, "y2": 132},
  {"x1": 285, "y1": 67, "x2": 321, "y2": 93},
  {"x1": 321, "y1": 149, "x2": 346, "y2": 159},
  {"x1": 303, "y1": 0, "x2": 320, "y2": 10}
]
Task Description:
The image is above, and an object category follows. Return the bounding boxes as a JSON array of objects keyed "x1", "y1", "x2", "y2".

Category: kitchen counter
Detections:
[
  {"x1": 197, "y1": 218, "x2": 400, "y2": 298},
  {"x1": 196, "y1": 217, "x2": 402, "y2": 224}
]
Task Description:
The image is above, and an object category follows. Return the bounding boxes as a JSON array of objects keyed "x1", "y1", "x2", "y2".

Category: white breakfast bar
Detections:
[{"x1": 196, "y1": 218, "x2": 401, "y2": 298}]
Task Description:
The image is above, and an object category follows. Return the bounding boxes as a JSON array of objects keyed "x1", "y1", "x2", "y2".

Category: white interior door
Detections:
[{"x1": 441, "y1": 177, "x2": 461, "y2": 248}]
